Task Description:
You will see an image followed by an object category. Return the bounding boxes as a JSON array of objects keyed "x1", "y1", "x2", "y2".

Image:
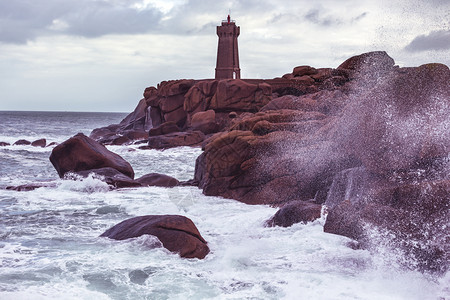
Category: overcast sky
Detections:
[{"x1": 0, "y1": 0, "x2": 449, "y2": 112}]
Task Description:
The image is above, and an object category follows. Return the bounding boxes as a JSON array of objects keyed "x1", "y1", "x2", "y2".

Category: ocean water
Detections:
[{"x1": 0, "y1": 111, "x2": 448, "y2": 300}]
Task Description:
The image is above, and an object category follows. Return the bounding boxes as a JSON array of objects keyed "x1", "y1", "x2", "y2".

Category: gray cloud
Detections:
[
  {"x1": 405, "y1": 30, "x2": 450, "y2": 52},
  {"x1": 0, "y1": 0, "x2": 163, "y2": 43},
  {"x1": 64, "y1": 4, "x2": 163, "y2": 37},
  {"x1": 304, "y1": 8, "x2": 343, "y2": 26},
  {"x1": 352, "y1": 12, "x2": 368, "y2": 23}
]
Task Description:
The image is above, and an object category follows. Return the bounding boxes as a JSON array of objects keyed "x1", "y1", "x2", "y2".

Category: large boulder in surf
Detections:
[
  {"x1": 50, "y1": 133, "x2": 134, "y2": 179},
  {"x1": 266, "y1": 200, "x2": 322, "y2": 227},
  {"x1": 100, "y1": 215, "x2": 210, "y2": 259}
]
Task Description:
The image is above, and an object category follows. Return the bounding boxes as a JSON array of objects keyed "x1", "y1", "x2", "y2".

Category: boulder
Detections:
[
  {"x1": 0, "y1": 142, "x2": 10, "y2": 146},
  {"x1": 143, "y1": 86, "x2": 157, "y2": 100},
  {"x1": 135, "y1": 173, "x2": 179, "y2": 187},
  {"x1": 73, "y1": 167, "x2": 141, "y2": 188},
  {"x1": 293, "y1": 75, "x2": 315, "y2": 85},
  {"x1": 323, "y1": 179, "x2": 449, "y2": 273},
  {"x1": 90, "y1": 124, "x2": 121, "y2": 141},
  {"x1": 293, "y1": 66, "x2": 318, "y2": 77},
  {"x1": 13, "y1": 139, "x2": 31, "y2": 146},
  {"x1": 118, "y1": 98, "x2": 148, "y2": 131},
  {"x1": 31, "y1": 138, "x2": 46, "y2": 147},
  {"x1": 184, "y1": 80, "x2": 219, "y2": 115},
  {"x1": 195, "y1": 130, "x2": 359, "y2": 205},
  {"x1": 100, "y1": 215, "x2": 210, "y2": 259},
  {"x1": 335, "y1": 63, "x2": 450, "y2": 174},
  {"x1": 210, "y1": 80, "x2": 272, "y2": 112},
  {"x1": 230, "y1": 109, "x2": 328, "y2": 133},
  {"x1": 151, "y1": 79, "x2": 196, "y2": 128},
  {"x1": 337, "y1": 51, "x2": 395, "y2": 75},
  {"x1": 6, "y1": 182, "x2": 56, "y2": 191},
  {"x1": 149, "y1": 121, "x2": 181, "y2": 137},
  {"x1": 49, "y1": 133, "x2": 134, "y2": 179},
  {"x1": 124, "y1": 130, "x2": 148, "y2": 141},
  {"x1": 147, "y1": 131, "x2": 205, "y2": 149},
  {"x1": 184, "y1": 80, "x2": 272, "y2": 118},
  {"x1": 261, "y1": 95, "x2": 317, "y2": 112},
  {"x1": 190, "y1": 110, "x2": 218, "y2": 134},
  {"x1": 266, "y1": 200, "x2": 322, "y2": 227}
]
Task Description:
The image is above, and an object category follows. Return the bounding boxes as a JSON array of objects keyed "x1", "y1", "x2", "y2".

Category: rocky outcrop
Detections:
[
  {"x1": 50, "y1": 133, "x2": 134, "y2": 179},
  {"x1": 335, "y1": 62, "x2": 450, "y2": 175},
  {"x1": 100, "y1": 215, "x2": 210, "y2": 259},
  {"x1": 323, "y1": 172, "x2": 449, "y2": 273},
  {"x1": 265, "y1": 200, "x2": 322, "y2": 227},
  {"x1": 191, "y1": 51, "x2": 449, "y2": 272},
  {"x1": 83, "y1": 50, "x2": 448, "y2": 272},
  {"x1": 195, "y1": 129, "x2": 358, "y2": 205},
  {"x1": 90, "y1": 99, "x2": 149, "y2": 145},
  {"x1": 149, "y1": 121, "x2": 180, "y2": 136},
  {"x1": 184, "y1": 79, "x2": 271, "y2": 116}
]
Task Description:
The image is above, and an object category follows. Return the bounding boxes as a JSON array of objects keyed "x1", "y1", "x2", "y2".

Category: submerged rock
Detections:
[
  {"x1": 49, "y1": 133, "x2": 134, "y2": 179},
  {"x1": 135, "y1": 173, "x2": 179, "y2": 187},
  {"x1": 101, "y1": 215, "x2": 210, "y2": 259},
  {"x1": 31, "y1": 138, "x2": 46, "y2": 147},
  {"x1": 265, "y1": 200, "x2": 322, "y2": 227},
  {"x1": 6, "y1": 182, "x2": 56, "y2": 191},
  {"x1": 13, "y1": 139, "x2": 31, "y2": 146},
  {"x1": 73, "y1": 167, "x2": 141, "y2": 188}
]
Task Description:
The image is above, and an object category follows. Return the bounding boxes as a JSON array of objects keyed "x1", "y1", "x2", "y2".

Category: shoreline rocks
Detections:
[
  {"x1": 50, "y1": 133, "x2": 135, "y2": 179},
  {"x1": 60, "y1": 51, "x2": 448, "y2": 269},
  {"x1": 100, "y1": 215, "x2": 210, "y2": 259}
]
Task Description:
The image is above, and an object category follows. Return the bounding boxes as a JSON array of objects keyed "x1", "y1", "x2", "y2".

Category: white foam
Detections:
[{"x1": 0, "y1": 144, "x2": 446, "y2": 299}]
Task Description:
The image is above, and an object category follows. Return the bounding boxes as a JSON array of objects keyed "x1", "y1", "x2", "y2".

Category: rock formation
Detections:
[
  {"x1": 50, "y1": 133, "x2": 135, "y2": 179},
  {"x1": 192, "y1": 51, "x2": 449, "y2": 272},
  {"x1": 100, "y1": 215, "x2": 210, "y2": 259},
  {"x1": 88, "y1": 51, "x2": 448, "y2": 271}
]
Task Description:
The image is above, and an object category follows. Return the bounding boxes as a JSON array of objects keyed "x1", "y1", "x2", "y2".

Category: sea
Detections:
[{"x1": 0, "y1": 111, "x2": 448, "y2": 300}]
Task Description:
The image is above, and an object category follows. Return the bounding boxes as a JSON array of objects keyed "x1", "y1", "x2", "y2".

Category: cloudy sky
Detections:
[{"x1": 0, "y1": 0, "x2": 449, "y2": 112}]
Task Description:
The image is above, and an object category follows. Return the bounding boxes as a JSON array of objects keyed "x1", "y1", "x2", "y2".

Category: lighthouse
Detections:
[{"x1": 215, "y1": 14, "x2": 241, "y2": 79}]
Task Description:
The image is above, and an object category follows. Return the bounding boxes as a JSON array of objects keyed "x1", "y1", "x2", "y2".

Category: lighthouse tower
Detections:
[{"x1": 215, "y1": 14, "x2": 241, "y2": 80}]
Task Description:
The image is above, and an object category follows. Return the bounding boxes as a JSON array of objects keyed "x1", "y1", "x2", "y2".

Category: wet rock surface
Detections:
[
  {"x1": 50, "y1": 133, "x2": 134, "y2": 179},
  {"x1": 100, "y1": 215, "x2": 210, "y2": 259},
  {"x1": 265, "y1": 200, "x2": 322, "y2": 227},
  {"x1": 88, "y1": 51, "x2": 449, "y2": 272}
]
